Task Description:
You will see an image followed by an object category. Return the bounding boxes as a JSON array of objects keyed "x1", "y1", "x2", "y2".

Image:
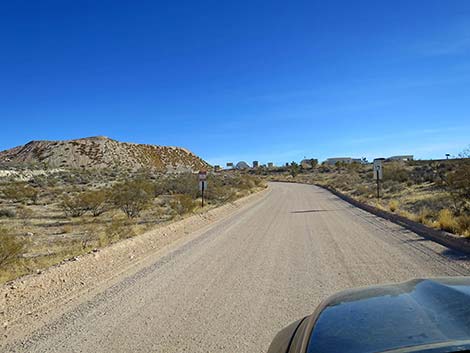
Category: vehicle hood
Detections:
[{"x1": 308, "y1": 277, "x2": 470, "y2": 353}]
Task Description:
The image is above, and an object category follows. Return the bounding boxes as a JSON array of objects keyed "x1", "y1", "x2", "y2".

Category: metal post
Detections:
[
  {"x1": 201, "y1": 182, "x2": 205, "y2": 208},
  {"x1": 376, "y1": 169, "x2": 380, "y2": 199}
]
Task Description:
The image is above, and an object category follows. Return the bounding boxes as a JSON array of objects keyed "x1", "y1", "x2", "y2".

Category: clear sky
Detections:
[{"x1": 1, "y1": 1, "x2": 469, "y2": 166}]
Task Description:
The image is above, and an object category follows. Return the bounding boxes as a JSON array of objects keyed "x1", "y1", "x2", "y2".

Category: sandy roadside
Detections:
[{"x1": 0, "y1": 187, "x2": 270, "y2": 345}]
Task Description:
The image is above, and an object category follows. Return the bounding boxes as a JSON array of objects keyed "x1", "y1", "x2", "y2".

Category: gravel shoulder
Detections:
[
  {"x1": 0, "y1": 188, "x2": 269, "y2": 347},
  {"x1": 3, "y1": 182, "x2": 470, "y2": 353}
]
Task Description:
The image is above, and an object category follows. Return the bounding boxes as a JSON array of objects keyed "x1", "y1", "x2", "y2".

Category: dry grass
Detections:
[
  {"x1": 437, "y1": 209, "x2": 458, "y2": 233},
  {"x1": 388, "y1": 200, "x2": 399, "y2": 213},
  {"x1": 0, "y1": 169, "x2": 264, "y2": 284},
  {"x1": 263, "y1": 159, "x2": 469, "y2": 238}
]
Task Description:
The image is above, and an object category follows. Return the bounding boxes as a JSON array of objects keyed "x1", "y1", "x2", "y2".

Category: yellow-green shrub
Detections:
[{"x1": 437, "y1": 209, "x2": 458, "y2": 232}]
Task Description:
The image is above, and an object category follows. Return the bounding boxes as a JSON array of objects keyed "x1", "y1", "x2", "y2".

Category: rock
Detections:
[{"x1": 25, "y1": 232, "x2": 34, "y2": 237}]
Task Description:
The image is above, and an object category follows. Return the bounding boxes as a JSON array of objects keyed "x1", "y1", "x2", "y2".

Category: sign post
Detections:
[
  {"x1": 198, "y1": 171, "x2": 207, "y2": 207},
  {"x1": 373, "y1": 159, "x2": 384, "y2": 199}
]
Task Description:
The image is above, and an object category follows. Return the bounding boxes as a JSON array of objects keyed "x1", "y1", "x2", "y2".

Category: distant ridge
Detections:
[{"x1": 0, "y1": 136, "x2": 210, "y2": 172}]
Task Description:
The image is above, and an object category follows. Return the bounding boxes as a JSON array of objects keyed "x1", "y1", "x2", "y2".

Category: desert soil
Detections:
[{"x1": 2, "y1": 182, "x2": 470, "y2": 352}]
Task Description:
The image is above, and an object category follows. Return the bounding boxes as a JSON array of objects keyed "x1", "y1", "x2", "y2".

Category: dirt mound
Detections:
[{"x1": 0, "y1": 136, "x2": 210, "y2": 172}]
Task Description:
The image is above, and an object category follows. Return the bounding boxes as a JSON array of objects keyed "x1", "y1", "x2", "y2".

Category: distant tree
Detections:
[
  {"x1": 111, "y1": 179, "x2": 154, "y2": 218},
  {"x1": 59, "y1": 194, "x2": 87, "y2": 217},
  {"x1": 309, "y1": 159, "x2": 318, "y2": 168},
  {"x1": 290, "y1": 162, "x2": 300, "y2": 178},
  {"x1": 80, "y1": 190, "x2": 109, "y2": 217}
]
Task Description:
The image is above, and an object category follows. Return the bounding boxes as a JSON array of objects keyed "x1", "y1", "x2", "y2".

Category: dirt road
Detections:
[{"x1": 5, "y1": 182, "x2": 470, "y2": 352}]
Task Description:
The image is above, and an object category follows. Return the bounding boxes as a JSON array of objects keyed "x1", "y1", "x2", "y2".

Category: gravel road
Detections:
[{"x1": 5, "y1": 182, "x2": 470, "y2": 353}]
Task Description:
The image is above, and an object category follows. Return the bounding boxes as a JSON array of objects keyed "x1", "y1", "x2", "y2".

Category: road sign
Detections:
[
  {"x1": 373, "y1": 158, "x2": 385, "y2": 199},
  {"x1": 198, "y1": 171, "x2": 207, "y2": 207},
  {"x1": 373, "y1": 159, "x2": 383, "y2": 180},
  {"x1": 198, "y1": 171, "x2": 207, "y2": 181}
]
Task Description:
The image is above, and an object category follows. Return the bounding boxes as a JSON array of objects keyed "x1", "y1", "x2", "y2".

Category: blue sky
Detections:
[{"x1": 1, "y1": 0, "x2": 469, "y2": 166}]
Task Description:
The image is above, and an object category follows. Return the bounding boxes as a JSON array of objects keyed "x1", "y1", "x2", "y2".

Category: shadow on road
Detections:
[{"x1": 290, "y1": 209, "x2": 333, "y2": 214}]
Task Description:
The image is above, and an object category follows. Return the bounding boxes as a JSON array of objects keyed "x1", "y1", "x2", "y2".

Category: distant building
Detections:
[
  {"x1": 325, "y1": 157, "x2": 356, "y2": 165},
  {"x1": 252, "y1": 161, "x2": 259, "y2": 168},
  {"x1": 226, "y1": 162, "x2": 234, "y2": 168},
  {"x1": 236, "y1": 161, "x2": 250, "y2": 170},
  {"x1": 324, "y1": 157, "x2": 363, "y2": 165},
  {"x1": 386, "y1": 155, "x2": 414, "y2": 162},
  {"x1": 267, "y1": 162, "x2": 274, "y2": 168}
]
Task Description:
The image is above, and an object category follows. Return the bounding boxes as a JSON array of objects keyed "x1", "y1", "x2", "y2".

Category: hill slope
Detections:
[{"x1": 0, "y1": 136, "x2": 210, "y2": 172}]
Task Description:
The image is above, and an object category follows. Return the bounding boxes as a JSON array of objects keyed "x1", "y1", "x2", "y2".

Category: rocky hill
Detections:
[{"x1": 0, "y1": 136, "x2": 210, "y2": 172}]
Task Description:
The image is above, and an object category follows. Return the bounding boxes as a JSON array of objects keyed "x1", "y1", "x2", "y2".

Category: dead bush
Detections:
[
  {"x1": 437, "y1": 209, "x2": 458, "y2": 233},
  {"x1": 170, "y1": 194, "x2": 196, "y2": 215},
  {"x1": 0, "y1": 227, "x2": 25, "y2": 268},
  {"x1": 388, "y1": 200, "x2": 399, "y2": 213},
  {"x1": 414, "y1": 207, "x2": 433, "y2": 225},
  {"x1": 457, "y1": 214, "x2": 470, "y2": 236},
  {"x1": 104, "y1": 218, "x2": 135, "y2": 241},
  {"x1": 442, "y1": 161, "x2": 470, "y2": 213},
  {"x1": 383, "y1": 162, "x2": 410, "y2": 183},
  {"x1": 59, "y1": 194, "x2": 87, "y2": 217},
  {"x1": 2, "y1": 183, "x2": 39, "y2": 204},
  {"x1": 16, "y1": 205, "x2": 34, "y2": 226}
]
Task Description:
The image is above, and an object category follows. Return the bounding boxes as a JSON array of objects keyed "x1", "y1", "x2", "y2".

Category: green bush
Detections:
[
  {"x1": 111, "y1": 179, "x2": 154, "y2": 218},
  {"x1": 80, "y1": 190, "x2": 109, "y2": 217}
]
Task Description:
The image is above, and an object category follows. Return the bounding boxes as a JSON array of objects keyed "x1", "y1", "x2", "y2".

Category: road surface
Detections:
[{"x1": 6, "y1": 182, "x2": 470, "y2": 352}]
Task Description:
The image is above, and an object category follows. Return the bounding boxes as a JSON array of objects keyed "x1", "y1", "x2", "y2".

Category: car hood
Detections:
[{"x1": 307, "y1": 277, "x2": 470, "y2": 353}]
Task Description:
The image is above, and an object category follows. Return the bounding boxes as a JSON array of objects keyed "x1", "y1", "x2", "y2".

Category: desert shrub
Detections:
[
  {"x1": 104, "y1": 218, "x2": 135, "y2": 241},
  {"x1": 156, "y1": 173, "x2": 198, "y2": 198},
  {"x1": 16, "y1": 205, "x2": 34, "y2": 225},
  {"x1": 0, "y1": 227, "x2": 25, "y2": 267},
  {"x1": 111, "y1": 179, "x2": 154, "y2": 218},
  {"x1": 0, "y1": 208, "x2": 16, "y2": 218},
  {"x1": 442, "y1": 161, "x2": 470, "y2": 213},
  {"x1": 170, "y1": 194, "x2": 197, "y2": 215},
  {"x1": 437, "y1": 209, "x2": 458, "y2": 233},
  {"x1": 2, "y1": 183, "x2": 39, "y2": 203},
  {"x1": 415, "y1": 207, "x2": 432, "y2": 225},
  {"x1": 383, "y1": 180, "x2": 402, "y2": 194},
  {"x1": 290, "y1": 162, "x2": 300, "y2": 178},
  {"x1": 59, "y1": 194, "x2": 87, "y2": 217},
  {"x1": 352, "y1": 184, "x2": 370, "y2": 197},
  {"x1": 457, "y1": 214, "x2": 470, "y2": 236},
  {"x1": 383, "y1": 162, "x2": 410, "y2": 183},
  {"x1": 80, "y1": 190, "x2": 109, "y2": 217},
  {"x1": 388, "y1": 200, "x2": 399, "y2": 213}
]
